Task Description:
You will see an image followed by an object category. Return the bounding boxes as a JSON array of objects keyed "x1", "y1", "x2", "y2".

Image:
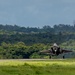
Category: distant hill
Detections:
[
  {"x1": 0, "y1": 24, "x2": 75, "y2": 34},
  {"x1": 0, "y1": 24, "x2": 75, "y2": 59},
  {"x1": 0, "y1": 24, "x2": 75, "y2": 45}
]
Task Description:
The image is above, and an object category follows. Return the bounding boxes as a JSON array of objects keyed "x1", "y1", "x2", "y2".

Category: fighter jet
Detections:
[{"x1": 40, "y1": 43, "x2": 73, "y2": 59}]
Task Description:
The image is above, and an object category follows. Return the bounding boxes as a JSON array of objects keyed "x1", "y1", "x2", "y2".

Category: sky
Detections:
[{"x1": 0, "y1": 0, "x2": 75, "y2": 27}]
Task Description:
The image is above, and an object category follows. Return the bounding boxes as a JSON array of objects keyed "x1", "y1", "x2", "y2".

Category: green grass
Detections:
[{"x1": 0, "y1": 59, "x2": 75, "y2": 75}]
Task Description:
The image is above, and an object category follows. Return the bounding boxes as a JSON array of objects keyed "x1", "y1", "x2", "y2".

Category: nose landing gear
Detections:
[
  {"x1": 63, "y1": 56, "x2": 65, "y2": 59},
  {"x1": 49, "y1": 56, "x2": 51, "y2": 59}
]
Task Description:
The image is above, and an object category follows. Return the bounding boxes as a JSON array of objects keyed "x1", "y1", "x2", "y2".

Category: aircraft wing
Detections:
[
  {"x1": 61, "y1": 49, "x2": 73, "y2": 53},
  {"x1": 39, "y1": 49, "x2": 55, "y2": 55},
  {"x1": 40, "y1": 49, "x2": 51, "y2": 53}
]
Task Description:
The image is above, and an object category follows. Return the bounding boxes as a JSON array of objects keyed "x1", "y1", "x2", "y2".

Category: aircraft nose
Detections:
[{"x1": 55, "y1": 50, "x2": 57, "y2": 52}]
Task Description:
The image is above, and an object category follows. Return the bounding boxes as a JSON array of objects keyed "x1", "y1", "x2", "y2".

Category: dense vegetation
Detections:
[
  {"x1": 0, "y1": 24, "x2": 75, "y2": 59},
  {"x1": 0, "y1": 24, "x2": 75, "y2": 45},
  {"x1": 0, "y1": 24, "x2": 75, "y2": 33}
]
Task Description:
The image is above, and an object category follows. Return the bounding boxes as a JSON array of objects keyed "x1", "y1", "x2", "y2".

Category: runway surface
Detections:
[{"x1": 0, "y1": 59, "x2": 65, "y2": 61}]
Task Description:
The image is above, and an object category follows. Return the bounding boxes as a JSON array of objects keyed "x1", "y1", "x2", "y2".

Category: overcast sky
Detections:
[{"x1": 0, "y1": 0, "x2": 75, "y2": 27}]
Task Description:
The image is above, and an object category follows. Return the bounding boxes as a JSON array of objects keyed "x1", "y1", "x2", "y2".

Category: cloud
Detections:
[{"x1": 0, "y1": 0, "x2": 75, "y2": 27}]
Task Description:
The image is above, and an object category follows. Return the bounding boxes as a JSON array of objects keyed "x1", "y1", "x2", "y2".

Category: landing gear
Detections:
[
  {"x1": 63, "y1": 56, "x2": 65, "y2": 59},
  {"x1": 49, "y1": 56, "x2": 51, "y2": 59}
]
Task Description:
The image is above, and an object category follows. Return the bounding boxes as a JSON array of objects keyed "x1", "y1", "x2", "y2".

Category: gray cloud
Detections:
[{"x1": 0, "y1": 0, "x2": 75, "y2": 27}]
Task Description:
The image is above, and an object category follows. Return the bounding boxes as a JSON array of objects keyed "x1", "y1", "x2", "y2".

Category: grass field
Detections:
[{"x1": 0, "y1": 59, "x2": 75, "y2": 75}]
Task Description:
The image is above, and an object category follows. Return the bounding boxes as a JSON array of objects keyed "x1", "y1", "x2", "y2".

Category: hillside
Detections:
[
  {"x1": 0, "y1": 24, "x2": 75, "y2": 33},
  {"x1": 0, "y1": 24, "x2": 75, "y2": 59},
  {"x1": 0, "y1": 24, "x2": 75, "y2": 45}
]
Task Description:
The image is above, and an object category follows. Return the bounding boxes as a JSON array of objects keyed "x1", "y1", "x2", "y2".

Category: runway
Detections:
[{"x1": 0, "y1": 59, "x2": 65, "y2": 61}]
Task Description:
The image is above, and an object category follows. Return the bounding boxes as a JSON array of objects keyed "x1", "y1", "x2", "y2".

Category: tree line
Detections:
[
  {"x1": 0, "y1": 24, "x2": 75, "y2": 33},
  {"x1": 0, "y1": 42, "x2": 50, "y2": 59},
  {"x1": 0, "y1": 40, "x2": 75, "y2": 59},
  {"x1": 0, "y1": 32, "x2": 75, "y2": 45},
  {"x1": 0, "y1": 24, "x2": 75, "y2": 58}
]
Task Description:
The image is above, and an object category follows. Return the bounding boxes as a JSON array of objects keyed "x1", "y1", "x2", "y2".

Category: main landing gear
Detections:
[
  {"x1": 49, "y1": 56, "x2": 51, "y2": 59},
  {"x1": 63, "y1": 56, "x2": 65, "y2": 59}
]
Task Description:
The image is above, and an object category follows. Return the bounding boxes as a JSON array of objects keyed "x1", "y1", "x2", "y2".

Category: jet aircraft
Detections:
[{"x1": 40, "y1": 43, "x2": 73, "y2": 58}]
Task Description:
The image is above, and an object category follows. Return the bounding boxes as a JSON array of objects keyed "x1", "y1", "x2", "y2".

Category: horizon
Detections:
[{"x1": 0, "y1": 23, "x2": 74, "y2": 28}]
